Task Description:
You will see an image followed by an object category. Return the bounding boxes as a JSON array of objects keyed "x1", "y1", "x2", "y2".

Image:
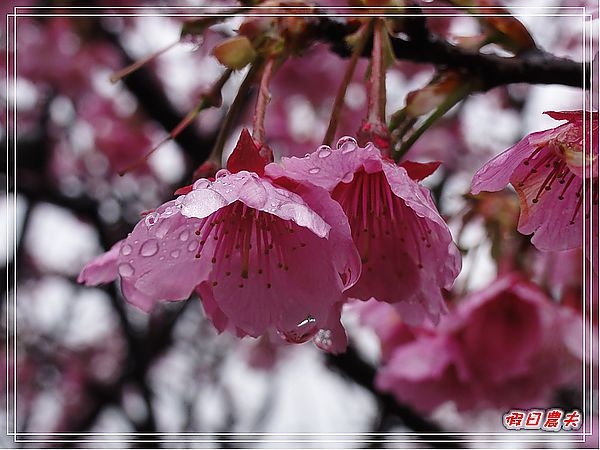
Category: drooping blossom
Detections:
[
  {"x1": 79, "y1": 130, "x2": 361, "y2": 353},
  {"x1": 373, "y1": 275, "x2": 583, "y2": 413},
  {"x1": 266, "y1": 137, "x2": 461, "y2": 325},
  {"x1": 472, "y1": 111, "x2": 598, "y2": 257}
]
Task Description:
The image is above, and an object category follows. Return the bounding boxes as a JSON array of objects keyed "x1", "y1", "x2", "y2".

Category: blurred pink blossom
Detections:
[{"x1": 375, "y1": 274, "x2": 584, "y2": 412}]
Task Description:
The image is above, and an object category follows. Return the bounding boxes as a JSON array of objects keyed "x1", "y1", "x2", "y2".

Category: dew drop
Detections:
[
  {"x1": 215, "y1": 169, "x2": 230, "y2": 179},
  {"x1": 278, "y1": 316, "x2": 318, "y2": 344},
  {"x1": 317, "y1": 145, "x2": 332, "y2": 158},
  {"x1": 140, "y1": 239, "x2": 159, "y2": 257},
  {"x1": 337, "y1": 136, "x2": 357, "y2": 151},
  {"x1": 188, "y1": 241, "x2": 198, "y2": 252},
  {"x1": 121, "y1": 244, "x2": 133, "y2": 256},
  {"x1": 341, "y1": 172, "x2": 354, "y2": 183},
  {"x1": 162, "y1": 206, "x2": 176, "y2": 217},
  {"x1": 308, "y1": 167, "x2": 321, "y2": 174},
  {"x1": 144, "y1": 212, "x2": 159, "y2": 228},
  {"x1": 170, "y1": 249, "x2": 181, "y2": 258},
  {"x1": 178, "y1": 230, "x2": 190, "y2": 242},
  {"x1": 154, "y1": 219, "x2": 171, "y2": 238},
  {"x1": 193, "y1": 179, "x2": 212, "y2": 189},
  {"x1": 314, "y1": 329, "x2": 333, "y2": 351},
  {"x1": 118, "y1": 263, "x2": 134, "y2": 277}
]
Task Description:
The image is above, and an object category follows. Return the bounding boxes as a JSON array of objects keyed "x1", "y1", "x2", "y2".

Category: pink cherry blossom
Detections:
[
  {"x1": 472, "y1": 111, "x2": 599, "y2": 254},
  {"x1": 80, "y1": 148, "x2": 361, "y2": 352},
  {"x1": 266, "y1": 137, "x2": 461, "y2": 325},
  {"x1": 375, "y1": 275, "x2": 583, "y2": 412}
]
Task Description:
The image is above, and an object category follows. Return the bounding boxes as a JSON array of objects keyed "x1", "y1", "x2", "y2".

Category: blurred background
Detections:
[{"x1": 1, "y1": 1, "x2": 598, "y2": 448}]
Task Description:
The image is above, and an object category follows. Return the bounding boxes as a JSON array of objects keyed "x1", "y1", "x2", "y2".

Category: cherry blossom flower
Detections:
[
  {"x1": 374, "y1": 275, "x2": 583, "y2": 412},
  {"x1": 472, "y1": 111, "x2": 598, "y2": 255},
  {"x1": 79, "y1": 130, "x2": 361, "y2": 353},
  {"x1": 266, "y1": 137, "x2": 461, "y2": 325}
]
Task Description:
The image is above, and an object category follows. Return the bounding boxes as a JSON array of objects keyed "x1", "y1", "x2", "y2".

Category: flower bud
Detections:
[
  {"x1": 212, "y1": 36, "x2": 257, "y2": 70},
  {"x1": 405, "y1": 72, "x2": 462, "y2": 117}
]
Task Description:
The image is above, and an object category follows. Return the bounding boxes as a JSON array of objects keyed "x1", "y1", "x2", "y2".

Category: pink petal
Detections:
[
  {"x1": 77, "y1": 240, "x2": 123, "y2": 286},
  {"x1": 375, "y1": 336, "x2": 473, "y2": 413},
  {"x1": 265, "y1": 138, "x2": 385, "y2": 192},
  {"x1": 182, "y1": 171, "x2": 331, "y2": 239},
  {"x1": 117, "y1": 201, "x2": 213, "y2": 310},
  {"x1": 177, "y1": 171, "x2": 357, "y2": 342},
  {"x1": 281, "y1": 181, "x2": 361, "y2": 289},
  {"x1": 120, "y1": 277, "x2": 162, "y2": 313},
  {"x1": 509, "y1": 148, "x2": 584, "y2": 251},
  {"x1": 343, "y1": 166, "x2": 459, "y2": 324},
  {"x1": 196, "y1": 282, "x2": 247, "y2": 337},
  {"x1": 203, "y1": 216, "x2": 346, "y2": 337},
  {"x1": 455, "y1": 276, "x2": 546, "y2": 383},
  {"x1": 471, "y1": 130, "x2": 551, "y2": 194}
]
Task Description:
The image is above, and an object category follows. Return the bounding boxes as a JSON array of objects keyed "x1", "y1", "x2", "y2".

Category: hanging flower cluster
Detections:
[
  {"x1": 78, "y1": 9, "x2": 594, "y2": 363},
  {"x1": 79, "y1": 128, "x2": 461, "y2": 352}
]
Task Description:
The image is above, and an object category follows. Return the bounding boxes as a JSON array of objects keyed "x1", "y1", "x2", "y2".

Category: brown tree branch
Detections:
[{"x1": 310, "y1": 17, "x2": 588, "y2": 91}]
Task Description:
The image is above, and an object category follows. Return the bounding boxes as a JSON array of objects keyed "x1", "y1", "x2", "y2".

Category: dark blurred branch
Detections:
[
  {"x1": 311, "y1": 17, "x2": 588, "y2": 91},
  {"x1": 327, "y1": 345, "x2": 462, "y2": 449}
]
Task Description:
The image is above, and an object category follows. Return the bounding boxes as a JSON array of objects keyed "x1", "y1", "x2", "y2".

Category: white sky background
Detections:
[{"x1": 4, "y1": 3, "x2": 597, "y2": 438}]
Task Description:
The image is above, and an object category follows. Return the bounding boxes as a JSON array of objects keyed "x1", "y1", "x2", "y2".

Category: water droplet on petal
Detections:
[
  {"x1": 162, "y1": 206, "x2": 175, "y2": 217},
  {"x1": 337, "y1": 136, "x2": 357, "y2": 151},
  {"x1": 341, "y1": 172, "x2": 354, "y2": 183},
  {"x1": 278, "y1": 316, "x2": 318, "y2": 344},
  {"x1": 118, "y1": 263, "x2": 134, "y2": 277},
  {"x1": 140, "y1": 239, "x2": 159, "y2": 257},
  {"x1": 121, "y1": 244, "x2": 133, "y2": 256},
  {"x1": 317, "y1": 146, "x2": 332, "y2": 158},
  {"x1": 308, "y1": 167, "x2": 321, "y2": 174},
  {"x1": 193, "y1": 179, "x2": 212, "y2": 189},
  {"x1": 178, "y1": 230, "x2": 189, "y2": 242},
  {"x1": 180, "y1": 189, "x2": 228, "y2": 219},
  {"x1": 314, "y1": 329, "x2": 333, "y2": 351},
  {"x1": 170, "y1": 249, "x2": 181, "y2": 258},
  {"x1": 188, "y1": 241, "x2": 198, "y2": 252},
  {"x1": 144, "y1": 212, "x2": 159, "y2": 228},
  {"x1": 215, "y1": 169, "x2": 230, "y2": 179},
  {"x1": 154, "y1": 219, "x2": 171, "y2": 239}
]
